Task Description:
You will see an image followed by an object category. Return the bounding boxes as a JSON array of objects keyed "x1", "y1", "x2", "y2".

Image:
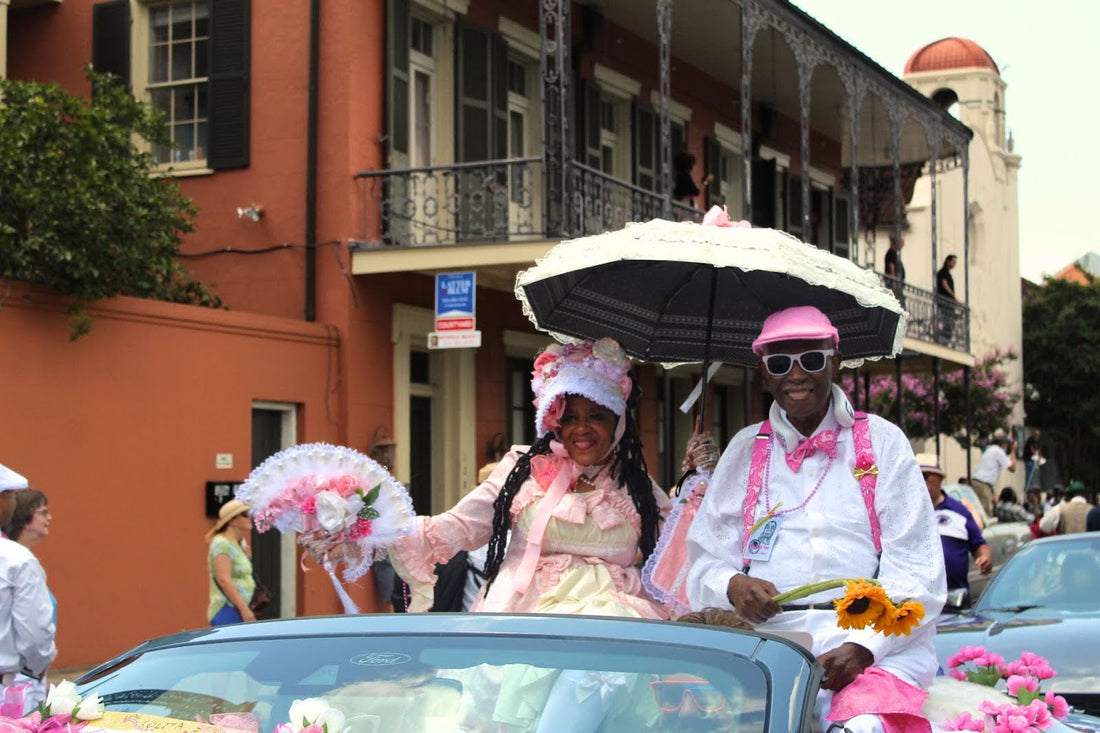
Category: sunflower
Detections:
[
  {"x1": 873, "y1": 598, "x2": 925, "y2": 637},
  {"x1": 833, "y1": 579, "x2": 890, "y2": 630}
]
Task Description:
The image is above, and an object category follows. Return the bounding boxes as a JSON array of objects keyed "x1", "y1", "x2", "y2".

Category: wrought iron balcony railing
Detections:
[
  {"x1": 883, "y1": 274, "x2": 970, "y2": 352},
  {"x1": 354, "y1": 157, "x2": 704, "y2": 248},
  {"x1": 353, "y1": 158, "x2": 965, "y2": 353}
]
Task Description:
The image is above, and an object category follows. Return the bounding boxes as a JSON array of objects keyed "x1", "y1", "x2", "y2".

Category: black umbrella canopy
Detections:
[{"x1": 516, "y1": 218, "x2": 906, "y2": 368}]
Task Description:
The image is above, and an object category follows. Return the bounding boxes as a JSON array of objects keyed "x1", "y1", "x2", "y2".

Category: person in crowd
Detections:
[
  {"x1": 0, "y1": 464, "x2": 56, "y2": 706},
  {"x1": 994, "y1": 487, "x2": 1035, "y2": 524},
  {"x1": 920, "y1": 454, "x2": 991, "y2": 599},
  {"x1": 686, "y1": 306, "x2": 945, "y2": 733},
  {"x1": 971, "y1": 435, "x2": 1016, "y2": 518},
  {"x1": 1022, "y1": 429, "x2": 1043, "y2": 490},
  {"x1": 1044, "y1": 483, "x2": 1064, "y2": 513},
  {"x1": 936, "y1": 255, "x2": 960, "y2": 340},
  {"x1": 206, "y1": 499, "x2": 257, "y2": 626},
  {"x1": 6, "y1": 489, "x2": 57, "y2": 710},
  {"x1": 1086, "y1": 503, "x2": 1100, "y2": 532},
  {"x1": 884, "y1": 231, "x2": 906, "y2": 301},
  {"x1": 1039, "y1": 480, "x2": 1095, "y2": 535}
]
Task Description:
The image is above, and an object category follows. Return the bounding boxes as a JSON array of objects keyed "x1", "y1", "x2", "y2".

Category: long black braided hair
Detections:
[{"x1": 482, "y1": 372, "x2": 662, "y2": 592}]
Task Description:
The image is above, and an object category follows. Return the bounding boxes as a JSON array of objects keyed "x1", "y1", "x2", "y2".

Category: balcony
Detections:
[
  {"x1": 353, "y1": 158, "x2": 967, "y2": 354},
  {"x1": 354, "y1": 158, "x2": 704, "y2": 249},
  {"x1": 884, "y1": 275, "x2": 970, "y2": 353}
]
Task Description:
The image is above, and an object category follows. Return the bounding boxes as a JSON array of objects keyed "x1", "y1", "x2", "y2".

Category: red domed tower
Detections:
[{"x1": 903, "y1": 37, "x2": 1008, "y2": 150}]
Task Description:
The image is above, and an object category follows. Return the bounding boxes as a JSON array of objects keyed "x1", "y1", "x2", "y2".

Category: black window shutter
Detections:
[
  {"x1": 208, "y1": 0, "x2": 251, "y2": 170},
  {"x1": 750, "y1": 158, "x2": 777, "y2": 228},
  {"x1": 704, "y1": 136, "x2": 721, "y2": 208},
  {"x1": 492, "y1": 35, "x2": 509, "y2": 162},
  {"x1": 455, "y1": 22, "x2": 491, "y2": 162},
  {"x1": 386, "y1": 0, "x2": 410, "y2": 160},
  {"x1": 632, "y1": 104, "x2": 656, "y2": 191},
  {"x1": 92, "y1": 0, "x2": 131, "y2": 91}
]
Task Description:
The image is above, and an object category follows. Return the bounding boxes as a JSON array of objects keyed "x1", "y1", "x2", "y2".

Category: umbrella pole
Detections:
[{"x1": 698, "y1": 269, "x2": 719, "y2": 429}]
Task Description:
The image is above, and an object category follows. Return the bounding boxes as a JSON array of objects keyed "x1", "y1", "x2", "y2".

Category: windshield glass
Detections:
[
  {"x1": 76, "y1": 633, "x2": 769, "y2": 733},
  {"x1": 979, "y1": 537, "x2": 1100, "y2": 612}
]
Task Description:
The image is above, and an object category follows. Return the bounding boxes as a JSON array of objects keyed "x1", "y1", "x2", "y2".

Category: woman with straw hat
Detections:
[{"x1": 205, "y1": 499, "x2": 256, "y2": 625}]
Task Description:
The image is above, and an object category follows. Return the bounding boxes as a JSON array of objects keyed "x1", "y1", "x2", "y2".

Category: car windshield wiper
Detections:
[{"x1": 981, "y1": 604, "x2": 1043, "y2": 612}]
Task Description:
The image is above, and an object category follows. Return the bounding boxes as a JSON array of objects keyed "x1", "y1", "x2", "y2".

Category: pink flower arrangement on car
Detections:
[
  {"x1": 0, "y1": 681, "x2": 104, "y2": 733},
  {"x1": 943, "y1": 647, "x2": 1069, "y2": 733}
]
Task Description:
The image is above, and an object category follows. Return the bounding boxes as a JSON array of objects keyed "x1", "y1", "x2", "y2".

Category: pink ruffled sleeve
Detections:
[{"x1": 389, "y1": 450, "x2": 522, "y2": 611}]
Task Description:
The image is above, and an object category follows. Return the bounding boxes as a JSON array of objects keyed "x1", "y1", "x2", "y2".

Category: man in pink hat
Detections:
[{"x1": 685, "y1": 306, "x2": 946, "y2": 733}]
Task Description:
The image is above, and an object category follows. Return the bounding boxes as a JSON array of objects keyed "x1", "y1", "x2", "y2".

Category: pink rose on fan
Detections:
[
  {"x1": 301, "y1": 496, "x2": 317, "y2": 515},
  {"x1": 542, "y1": 396, "x2": 566, "y2": 432},
  {"x1": 333, "y1": 474, "x2": 359, "y2": 497}
]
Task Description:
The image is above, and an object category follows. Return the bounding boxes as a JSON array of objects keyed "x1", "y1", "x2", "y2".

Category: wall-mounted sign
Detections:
[
  {"x1": 431, "y1": 271, "x2": 481, "y2": 349},
  {"x1": 206, "y1": 481, "x2": 243, "y2": 518}
]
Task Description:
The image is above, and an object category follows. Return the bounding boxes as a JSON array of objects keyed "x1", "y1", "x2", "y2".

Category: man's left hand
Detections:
[{"x1": 817, "y1": 643, "x2": 874, "y2": 692}]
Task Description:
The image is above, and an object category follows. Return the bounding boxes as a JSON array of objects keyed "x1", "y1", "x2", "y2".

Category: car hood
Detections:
[{"x1": 935, "y1": 609, "x2": 1100, "y2": 693}]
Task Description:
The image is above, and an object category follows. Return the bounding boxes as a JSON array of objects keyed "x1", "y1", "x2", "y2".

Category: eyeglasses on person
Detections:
[{"x1": 762, "y1": 349, "x2": 835, "y2": 376}]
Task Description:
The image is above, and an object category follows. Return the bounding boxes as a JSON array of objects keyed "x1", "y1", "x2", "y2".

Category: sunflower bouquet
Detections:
[{"x1": 776, "y1": 577, "x2": 925, "y2": 637}]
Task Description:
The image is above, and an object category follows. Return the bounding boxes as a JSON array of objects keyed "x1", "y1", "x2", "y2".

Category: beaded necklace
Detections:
[{"x1": 761, "y1": 434, "x2": 834, "y2": 520}]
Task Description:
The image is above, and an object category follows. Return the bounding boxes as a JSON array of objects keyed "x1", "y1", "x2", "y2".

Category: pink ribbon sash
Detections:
[{"x1": 512, "y1": 441, "x2": 582, "y2": 596}]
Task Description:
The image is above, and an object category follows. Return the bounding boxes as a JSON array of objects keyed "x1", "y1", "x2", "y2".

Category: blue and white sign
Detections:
[
  {"x1": 435, "y1": 272, "x2": 476, "y2": 321},
  {"x1": 431, "y1": 271, "x2": 480, "y2": 349}
]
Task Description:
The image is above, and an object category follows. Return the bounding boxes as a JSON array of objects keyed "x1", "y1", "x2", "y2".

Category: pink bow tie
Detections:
[{"x1": 785, "y1": 429, "x2": 839, "y2": 472}]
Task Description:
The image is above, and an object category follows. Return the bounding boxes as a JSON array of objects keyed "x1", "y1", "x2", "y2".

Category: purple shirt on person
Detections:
[{"x1": 933, "y1": 494, "x2": 986, "y2": 592}]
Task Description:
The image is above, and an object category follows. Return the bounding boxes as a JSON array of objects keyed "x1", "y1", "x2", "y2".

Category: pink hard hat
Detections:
[{"x1": 751, "y1": 306, "x2": 839, "y2": 356}]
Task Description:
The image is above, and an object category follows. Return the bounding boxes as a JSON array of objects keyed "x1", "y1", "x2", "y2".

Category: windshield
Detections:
[
  {"x1": 75, "y1": 633, "x2": 769, "y2": 733},
  {"x1": 979, "y1": 537, "x2": 1100, "y2": 612}
]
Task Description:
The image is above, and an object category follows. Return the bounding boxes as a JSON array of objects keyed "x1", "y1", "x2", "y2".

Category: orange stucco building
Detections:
[{"x1": 3, "y1": 0, "x2": 975, "y2": 669}]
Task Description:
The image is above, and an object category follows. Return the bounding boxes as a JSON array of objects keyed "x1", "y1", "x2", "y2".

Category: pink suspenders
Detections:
[{"x1": 742, "y1": 413, "x2": 881, "y2": 570}]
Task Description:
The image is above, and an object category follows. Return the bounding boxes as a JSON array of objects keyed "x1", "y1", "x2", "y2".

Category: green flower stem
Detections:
[{"x1": 772, "y1": 578, "x2": 878, "y2": 606}]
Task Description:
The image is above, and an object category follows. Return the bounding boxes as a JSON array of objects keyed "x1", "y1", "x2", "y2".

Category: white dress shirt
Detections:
[
  {"x1": 0, "y1": 539, "x2": 56, "y2": 678},
  {"x1": 686, "y1": 385, "x2": 946, "y2": 687}
]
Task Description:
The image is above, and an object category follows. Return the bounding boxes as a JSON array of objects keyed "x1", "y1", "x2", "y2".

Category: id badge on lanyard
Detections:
[{"x1": 744, "y1": 514, "x2": 783, "y2": 562}]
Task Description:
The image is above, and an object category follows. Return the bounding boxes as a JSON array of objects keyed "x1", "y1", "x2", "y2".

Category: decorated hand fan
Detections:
[{"x1": 236, "y1": 443, "x2": 414, "y2": 612}]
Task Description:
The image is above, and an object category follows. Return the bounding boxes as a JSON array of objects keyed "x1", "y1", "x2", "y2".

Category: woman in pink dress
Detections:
[{"x1": 390, "y1": 337, "x2": 669, "y2": 619}]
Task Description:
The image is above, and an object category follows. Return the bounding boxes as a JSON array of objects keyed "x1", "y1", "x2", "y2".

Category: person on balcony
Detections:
[
  {"x1": 884, "y1": 232, "x2": 906, "y2": 302},
  {"x1": 685, "y1": 306, "x2": 945, "y2": 733},
  {"x1": 936, "y1": 255, "x2": 960, "y2": 340}
]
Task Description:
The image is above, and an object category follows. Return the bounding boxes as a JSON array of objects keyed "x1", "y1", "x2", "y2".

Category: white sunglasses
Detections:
[{"x1": 762, "y1": 349, "x2": 835, "y2": 376}]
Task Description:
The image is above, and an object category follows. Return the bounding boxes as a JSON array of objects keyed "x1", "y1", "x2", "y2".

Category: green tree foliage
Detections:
[
  {"x1": 1023, "y1": 274, "x2": 1100, "y2": 489},
  {"x1": 841, "y1": 349, "x2": 1019, "y2": 448},
  {"x1": 0, "y1": 69, "x2": 221, "y2": 337}
]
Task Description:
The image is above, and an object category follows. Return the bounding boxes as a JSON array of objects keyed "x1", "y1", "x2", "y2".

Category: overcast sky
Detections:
[{"x1": 789, "y1": 0, "x2": 1099, "y2": 283}]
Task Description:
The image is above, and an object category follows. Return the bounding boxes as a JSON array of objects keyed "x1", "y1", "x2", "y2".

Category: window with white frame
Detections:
[
  {"x1": 147, "y1": 1, "x2": 210, "y2": 165},
  {"x1": 409, "y1": 16, "x2": 435, "y2": 169}
]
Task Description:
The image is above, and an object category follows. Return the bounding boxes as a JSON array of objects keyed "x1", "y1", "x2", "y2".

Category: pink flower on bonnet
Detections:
[
  {"x1": 751, "y1": 306, "x2": 839, "y2": 356},
  {"x1": 531, "y1": 338, "x2": 632, "y2": 437}
]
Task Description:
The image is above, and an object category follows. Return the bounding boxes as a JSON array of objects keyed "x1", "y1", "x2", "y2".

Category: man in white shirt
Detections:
[
  {"x1": 0, "y1": 463, "x2": 57, "y2": 692},
  {"x1": 971, "y1": 437, "x2": 1016, "y2": 518},
  {"x1": 685, "y1": 307, "x2": 945, "y2": 733}
]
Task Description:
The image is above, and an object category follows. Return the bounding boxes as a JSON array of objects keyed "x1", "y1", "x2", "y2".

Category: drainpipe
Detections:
[{"x1": 304, "y1": 0, "x2": 320, "y2": 321}]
